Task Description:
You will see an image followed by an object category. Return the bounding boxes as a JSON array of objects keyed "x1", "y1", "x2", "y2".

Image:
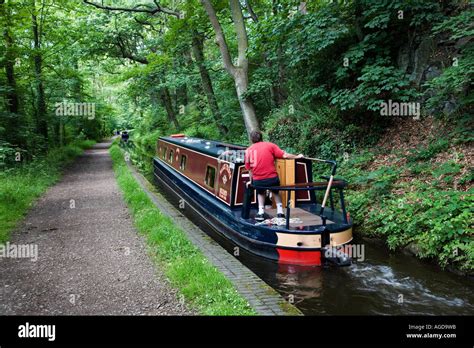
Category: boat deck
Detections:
[
  {"x1": 261, "y1": 208, "x2": 335, "y2": 228},
  {"x1": 234, "y1": 202, "x2": 350, "y2": 231}
]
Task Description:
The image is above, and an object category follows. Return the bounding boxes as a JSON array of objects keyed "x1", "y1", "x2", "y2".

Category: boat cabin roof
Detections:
[{"x1": 159, "y1": 135, "x2": 246, "y2": 162}]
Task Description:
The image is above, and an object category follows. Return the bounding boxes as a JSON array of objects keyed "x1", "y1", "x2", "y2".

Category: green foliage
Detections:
[
  {"x1": 264, "y1": 103, "x2": 383, "y2": 160},
  {"x1": 123, "y1": 129, "x2": 162, "y2": 174},
  {"x1": 407, "y1": 138, "x2": 450, "y2": 162},
  {"x1": 0, "y1": 140, "x2": 94, "y2": 243},
  {"x1": 331, "y1": 61, "x2": 420, "y2": 111},
  {"x1": 109, "y1": 144, "x2": 255, "y2": 315},
  {"x1": 0, "y1": 0, "x2": 114, "y2": 159},
  {"x1": 340, "y1": 142, "x2": 473, "y2": 272},
  {"x1": 424, "y1": 10, "x2": 474, "y2": 118},
  {"x1": 459, "y1": 168, "x2": 474, "y2": 186},
  {"x1": 408, "y1": 162, "x2": 431, "y2": 176},
  {"x1": 0, "y1": 139, "x2": 18, "y2": 167},
  {"x1": 364, "y1": 166, "x2": 402, "y2": 198},
  {"x1": 431, "y1": 161, "x2": 461, "y2": 179},
  {"x1": 424, "y1": 46, "x2": 474, "y2": 117},
  {"x1": 432, "y1": 9, "x2": 474, "y2": 41},
  {"x1": 368, "y1": 188, "x2": 473, "y2": 271}
]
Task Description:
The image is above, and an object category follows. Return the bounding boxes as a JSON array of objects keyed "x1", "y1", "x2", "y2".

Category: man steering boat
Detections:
[{"x1": 244, "y1": 131, "x2": 304, "y2": 221}]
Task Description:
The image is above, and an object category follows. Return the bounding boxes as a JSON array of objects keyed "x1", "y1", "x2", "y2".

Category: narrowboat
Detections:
[
  {"x1": 153, "y1": 134, "x2": 353, "y2": 266},
  {"x1": 120, "y1": 130, "x2": 129, "y2": 143}
]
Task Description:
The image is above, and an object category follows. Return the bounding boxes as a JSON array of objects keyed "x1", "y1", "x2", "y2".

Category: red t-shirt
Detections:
[{"x1": 245, "y1": 142, "x2": 285, "y2": 180}]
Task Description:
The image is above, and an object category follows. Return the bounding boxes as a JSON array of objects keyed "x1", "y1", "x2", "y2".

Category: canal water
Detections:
[
  {"x1": 155, "y1": 180, "x2": 474, "y2": 316},
  {"x1": 238, "y1": 239, "x2": 474, "y2": 315}
]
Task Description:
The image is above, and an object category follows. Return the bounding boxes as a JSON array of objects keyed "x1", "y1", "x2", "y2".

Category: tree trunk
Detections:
[
  {"x1": 31, "y1": 0, "x2": 48, "y2": 143},
  {"x1": 229, "y1": 0, "x2": 259, "y2": 135},
  {"x1": 233, "y1": 68, "x2": 259, "y2": 135},
  {"x1": 191, "y1": 32, "x2": 228, "y2": 136},
  {"x1": 3, "y1": 30, "x2": 19, "y2": 114},
  {"x1": 73, "y1": 60, "x2": 82, "y2": 99},
  {"x1": 354, "y1": 0, "x2": 365, "y2": 42},
  {"x1": 0, "y1": 0, "x2": 21, "y2": 146},
  {"x1": 159, "y1": 87, "x2": 179, "y2": 129},
  {"x1": 177, "y1": 51, "x2": 189, "y2": 107},
  {"x1": 265, "y1": 56, "x2": 281, "y2": 108},
  {"x1": 200, "y1": 0, "x2": 260, "y2": 139},
  {"x1": 177, "y1": 85, "x2": 188, "y2": 107}
]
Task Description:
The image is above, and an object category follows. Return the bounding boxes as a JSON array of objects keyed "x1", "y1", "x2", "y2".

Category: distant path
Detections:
[{"x1": 0, "y1": 141, "x2": 193, "y2": 315}]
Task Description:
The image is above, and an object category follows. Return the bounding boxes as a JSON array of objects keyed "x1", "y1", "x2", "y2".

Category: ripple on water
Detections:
[{"x1": 348, "y1": 263, "x2": 469, "y2": 311}]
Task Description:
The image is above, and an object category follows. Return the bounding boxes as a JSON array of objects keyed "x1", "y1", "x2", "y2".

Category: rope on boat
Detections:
[{"x1": 255, "y1": 217, "x2": 303, "y2": 226}]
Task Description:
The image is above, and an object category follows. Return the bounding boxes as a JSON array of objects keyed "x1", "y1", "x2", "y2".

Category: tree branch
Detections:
[
  {"x1": 116, "y1": 36, "x2": 148, "y2": 64},
  {"x1": 244, "y1": 0, "x2": 258, "y2": 22},
  {"x1": 83, "y1": 0, "x2": 180, "y2": 18},
  {"x1": 134, "y1": 17, "x2": 158, "y2": 32}
]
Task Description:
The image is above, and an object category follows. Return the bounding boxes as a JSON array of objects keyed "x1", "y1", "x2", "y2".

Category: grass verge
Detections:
[
  {"x1": 0, "y1": 140, "x2": 96, "y2": 243},
  {"x1": 109, "y1": 143, "x2": 256, "y2": 315}
]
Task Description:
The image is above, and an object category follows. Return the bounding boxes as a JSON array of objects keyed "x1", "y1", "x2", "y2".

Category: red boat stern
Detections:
[{"x1": 277, "y1": 248, "x2": 322, "y2": 266}]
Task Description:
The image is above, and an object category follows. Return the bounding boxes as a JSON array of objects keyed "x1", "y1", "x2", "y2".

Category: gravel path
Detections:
[{"x1": 0, "y1": 141, "x2": 194, "y2": 315}]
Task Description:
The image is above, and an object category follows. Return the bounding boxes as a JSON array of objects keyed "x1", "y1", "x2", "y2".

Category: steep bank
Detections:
[{"x1": 338, "y1": 117, "x2": 473, "y2": 275}]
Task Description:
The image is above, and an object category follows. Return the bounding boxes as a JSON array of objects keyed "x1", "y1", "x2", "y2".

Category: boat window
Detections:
[
  {"x1": 168, "y1": 149, "x2": 174, "y2": 163},
  {"x1": 205, "y1": 165, "x2": 216, "y2": 188},
  {"x1": 162, "y1": 147, "x2": 167, "y2": 160},
  {"x1": 180, "y1": 155, "x2": 187, "y2": 171}
]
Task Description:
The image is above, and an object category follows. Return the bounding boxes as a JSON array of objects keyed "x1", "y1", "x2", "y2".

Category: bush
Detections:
[{"x1": 264, "y1": 103, "x2": 358, "y2": 159}]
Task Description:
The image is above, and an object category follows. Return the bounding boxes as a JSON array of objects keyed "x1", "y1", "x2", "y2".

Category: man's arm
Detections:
[
  {"x1": 272, "y1": 143, "x2": 304, "y2": 159},
  {"x1": 244, "y1": 148, "x2": 253, "y2": 187},
  {"x1": 283, "y1": 152, "x2": 304, "y2": 159},
  {"x1": 244, "y1": 149, "x2": 251, "y2": 170}
]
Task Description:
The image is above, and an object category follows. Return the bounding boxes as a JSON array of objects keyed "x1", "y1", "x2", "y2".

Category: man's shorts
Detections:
[{"x1": 252, "y1": 176, "x2": 281, "y2": 195}]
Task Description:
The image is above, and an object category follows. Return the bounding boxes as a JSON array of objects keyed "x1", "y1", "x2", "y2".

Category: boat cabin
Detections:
[
  {"x1": 157, "y1": 134, "x2": 349, "y2": 227},
  {"x1": 156, "y1": 135, "x2": 317, "y2": 207}
]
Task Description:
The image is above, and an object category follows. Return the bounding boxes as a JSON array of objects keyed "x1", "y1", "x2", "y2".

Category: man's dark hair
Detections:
[{"x1": 250, "y1": 130, "x2": 263, "y2": 143}]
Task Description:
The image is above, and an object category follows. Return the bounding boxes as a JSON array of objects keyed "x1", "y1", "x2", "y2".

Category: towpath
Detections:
[{"x1": 0, "y1": 141, "x2": 193, "y2": 315}]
